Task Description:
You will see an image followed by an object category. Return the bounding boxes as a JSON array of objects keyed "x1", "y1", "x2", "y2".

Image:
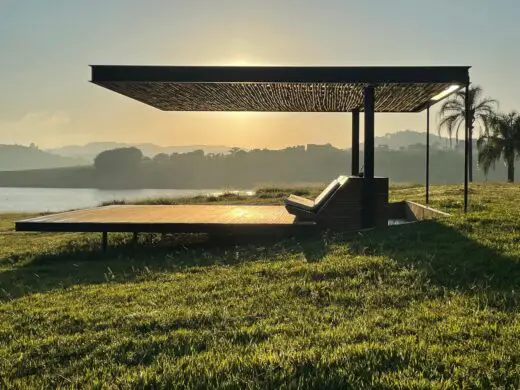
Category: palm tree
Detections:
[
  {"x1": 438, "y1": 85, "x2": 497, "y2": 182},
  {"x1": 477, "y1": 112, "x2": 520, "y2": 183}
]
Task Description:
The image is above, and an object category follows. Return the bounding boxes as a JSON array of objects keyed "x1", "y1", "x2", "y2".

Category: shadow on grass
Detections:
[
  {"x1": 347, "y1": 220, "x2": 520, "y2": 310},
  {"x1": 0, "y1": 232, "x2": 327, "y2": 301},
  {"x1": 1, "y1": 221, "x2": 519, "y2": 311}
]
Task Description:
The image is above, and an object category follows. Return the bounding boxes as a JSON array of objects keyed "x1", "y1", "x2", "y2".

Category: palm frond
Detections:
[
  {"x1": 438, "y1": 100, "x2": 464, "y2": 115},
  {"x1": 438, "y1": 85, "x2": 498, "y2": 144},
  {"x1": 475, "y1": 97, "x2": 498, "y2": 111},
  {"x1": 438, "y1": 113, "x2": 463, "y2": 145},
  {"x1": 477, "y1": 138, "x2": 503, "y2": 175},
  {"x1": 478, "y1": 110, "x2": 520, "y2": 175}
]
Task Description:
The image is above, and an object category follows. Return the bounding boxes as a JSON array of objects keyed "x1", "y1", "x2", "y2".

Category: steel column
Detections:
[
  {"x1": 464, "y1": 84, "x2": 470, "y2": 213},
  {"x1": 426, "y1": 106, "x2": 430, "y2": 205},
  {"x1": 351, "y1": 109, "x2": 360, "y2": 176},
  {"x1": 364, "y1": 86, "x2": 375, "y2": 180},
  {"x1": 362, "y1": 86, "x2": 375, "y2": 228}
]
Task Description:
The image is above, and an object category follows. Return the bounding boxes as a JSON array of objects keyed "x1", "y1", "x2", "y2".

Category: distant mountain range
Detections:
[
  {"x1": 46, "y1": 142, "x2": 234, "y2": 162},
  {"x1": 0, "y1": 145, "x2": 88, "y2": 171},
  {"x1": 369, "y1": 130, "x2": 454, "y2": 150},
  {"x1": 46, "y1": 131, "x2": 456, "y2": 162},
  {"x1": 0, "y1": 130, "x2": 457, "y2": 172}
]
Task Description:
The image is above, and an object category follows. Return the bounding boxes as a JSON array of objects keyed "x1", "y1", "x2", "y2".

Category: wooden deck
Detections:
[{"x1": 16, "y1": 205, "x2": 316, "y2": 235}]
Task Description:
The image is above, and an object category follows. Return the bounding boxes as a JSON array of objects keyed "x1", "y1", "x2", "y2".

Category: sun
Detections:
[{"x1": 227, "y1": 57, "x2": 251, "y2": 66}]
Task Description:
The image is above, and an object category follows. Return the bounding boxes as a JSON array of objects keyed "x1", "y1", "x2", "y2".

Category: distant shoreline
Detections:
[
  {"x1": 0, "y1": 185, "x2": 253, "y2": 190},
  {"x1": 0, "y1": 187, "x2": 256, "y2": 214}
]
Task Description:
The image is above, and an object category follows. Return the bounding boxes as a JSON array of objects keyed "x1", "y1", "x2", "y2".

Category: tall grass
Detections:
[{"x1": 1, "y1": 183, "x2": 520, "y2": 388}]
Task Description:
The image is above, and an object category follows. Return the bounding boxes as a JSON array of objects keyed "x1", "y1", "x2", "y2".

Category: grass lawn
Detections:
[{"x1": 1, "y1": 184, "x2": 520, "y2": 388}]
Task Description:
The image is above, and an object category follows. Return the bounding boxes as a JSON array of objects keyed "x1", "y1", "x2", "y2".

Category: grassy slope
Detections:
[{"x1": 1, "y1": 184, "x2": 520, "y2": 388}]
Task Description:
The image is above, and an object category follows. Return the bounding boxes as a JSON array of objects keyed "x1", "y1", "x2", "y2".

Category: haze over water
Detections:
[{"x1": 0, "y1": 188, "x2": 251, "y2": 213}]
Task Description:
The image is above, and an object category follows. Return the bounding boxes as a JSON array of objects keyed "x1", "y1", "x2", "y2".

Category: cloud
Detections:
[
  {"x1": 0, "y1": 110, "x2": 71, "y2": 146},
  {"x1": 3, "y1": 110, "x2": 71, "y2": 127}
]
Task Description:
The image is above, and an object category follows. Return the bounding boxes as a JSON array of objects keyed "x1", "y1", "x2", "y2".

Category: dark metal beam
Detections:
[
  {"x1": 426, "y1": 106, "x2": 430, "y2": 206},
  {"x1": 351, "y1": 109, "x2": 360, "y2": 176},
  {"x1": 91, "y1": 65, "x2": 471, "y2": 85},
  {"x1": 16, "y1": 221, "x2": 317, "y2": 235}
]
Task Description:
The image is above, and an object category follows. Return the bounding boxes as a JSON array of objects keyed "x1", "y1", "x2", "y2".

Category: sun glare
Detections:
[
  {"x1": 431, "y1": 85, "x2": 461, "y2": 101},
  {"x1": 229, "y1": 58, "x2": 250, "y2": 66}
]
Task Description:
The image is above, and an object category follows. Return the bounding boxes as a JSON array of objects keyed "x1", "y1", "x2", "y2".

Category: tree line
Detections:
[
  {"x1": 88, "y1": 143, "x2": 517, "y2": 189},
  {"x1": 438, "y1": 85, "x2": 520, "y2": 182},
  {"x1": 88, "y1": 82, "x2": 520, "y2": 189},
  {"x1": 1, "y1": 83, "x2": 516, "y2": 189}
]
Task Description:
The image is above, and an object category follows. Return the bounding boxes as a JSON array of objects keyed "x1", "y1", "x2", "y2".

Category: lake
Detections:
[{"x1": 0, "y1": 187, "x2": 253, "y2": 213}]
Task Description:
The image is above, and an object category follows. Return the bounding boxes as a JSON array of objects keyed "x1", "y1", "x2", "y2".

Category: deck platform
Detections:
[{"x1": 15, "y1": 205, "x2": 316, "y2": 235}]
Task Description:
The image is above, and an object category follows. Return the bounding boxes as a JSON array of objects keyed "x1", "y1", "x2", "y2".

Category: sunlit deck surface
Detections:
[{"x1": 15, "y1": 205, "x2": 316, "y2": 235}]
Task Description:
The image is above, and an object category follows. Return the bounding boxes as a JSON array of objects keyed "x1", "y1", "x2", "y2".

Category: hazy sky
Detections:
[{"x1": 1, "y1": 0, "x2": 518, "y2": 149}]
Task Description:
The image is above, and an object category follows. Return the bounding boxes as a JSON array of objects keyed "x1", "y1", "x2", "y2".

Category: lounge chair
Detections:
[{"x1": 284, "y1": 176, "x2": 348, "y2": 220}]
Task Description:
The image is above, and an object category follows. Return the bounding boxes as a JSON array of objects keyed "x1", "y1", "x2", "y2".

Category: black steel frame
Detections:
[
  {"x1": 92, "y1": 65, "x2": 470, "y2": 86},
  {"x1": 351, "y1": 109, "x2": 360, "y2": 176},
  {"x1": 464, "y1": 83, "x2": 470, "y2": 213},
  {"x1": 91, "y1": 65, "x2": 473, "y2": 225},
  {"x1": 426, "y1": 106, "x2": 430, "y2": 206}
]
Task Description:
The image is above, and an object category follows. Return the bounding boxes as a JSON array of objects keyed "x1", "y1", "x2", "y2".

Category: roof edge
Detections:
[{"x1": 91, "y1": 65, "x2": 470, "y2": 85}]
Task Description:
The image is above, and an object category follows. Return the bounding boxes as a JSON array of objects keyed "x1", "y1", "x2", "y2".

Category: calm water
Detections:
[{"x1": 0, "y1": 187, "x2": 252, "y2": 213}]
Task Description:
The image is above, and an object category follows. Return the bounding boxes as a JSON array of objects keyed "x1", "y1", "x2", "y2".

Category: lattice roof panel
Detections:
[{"x1": 91, "y1": 66, "x2": 470, "y2": 113}]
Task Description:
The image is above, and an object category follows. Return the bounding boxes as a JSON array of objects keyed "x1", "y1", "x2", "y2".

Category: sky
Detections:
[{"x1": 1, "y1": 0, "x2": 519, "y2": 149}]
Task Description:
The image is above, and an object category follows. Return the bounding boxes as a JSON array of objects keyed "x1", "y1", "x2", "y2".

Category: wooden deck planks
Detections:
[
  {"x1": 15, "y1": 205, "x2": 312, "y2": 234},
  {"x1": 19, "y1": 205, "x2": 295, "y2": 225}
]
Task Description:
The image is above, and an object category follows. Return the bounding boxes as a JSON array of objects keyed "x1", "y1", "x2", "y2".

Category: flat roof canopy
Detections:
[{"x1": 91, "y1": 66, "x2": 470, "y2": 113}]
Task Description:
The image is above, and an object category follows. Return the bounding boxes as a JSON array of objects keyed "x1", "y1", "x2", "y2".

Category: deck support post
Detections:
[
  {"x1": 132, "y1": 232, "x2": 139, "y2": 244},
  {"x1": 351, "y1": 109, "x2": 360, "y2": 176},
  {"x1": 102, "y1": 232, "x2": 108, "y2": 252},
  {"x1": 362, "y1": 86, "x2": 375, "y2": 228}
]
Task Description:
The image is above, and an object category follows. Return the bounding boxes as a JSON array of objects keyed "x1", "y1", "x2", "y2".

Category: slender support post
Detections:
[
  {"x1": 464, "y1": 84, "x2": 470, "y2": 213},
  {"x1": 362, "y1": 86, "x2": 375, "y2": 228},
  {"x1": 351, "y1": 109, "x2": 360, "y2": 176},
  {"x1": 364, "y1": 87, "x2": 375, "y2": 181},
  {"x1": 426, "y1": 105, "x2": 430, "y2": 206},
  {"x1": 132, "y1": 232, "x2": 139, "y2": 245},
  {"x1": 102, "y1": 232, "x2": 108, "y2": 252}
]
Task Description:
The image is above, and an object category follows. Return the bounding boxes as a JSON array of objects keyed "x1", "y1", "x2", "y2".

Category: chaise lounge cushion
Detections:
[
  {"x1": 314, "y1": 179, "x2": 342, "y2": 208},
  {"x1": 285, "y1": 194, "x2": 316, "y2": 212},
  {"x1": 284, "y1": 179, "x2": 341, "y2": 213}
]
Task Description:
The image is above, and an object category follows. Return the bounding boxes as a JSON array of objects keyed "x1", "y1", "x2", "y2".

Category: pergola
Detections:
[{"x1": 91, "y1": 65, "x2": 472, "y2": 226}]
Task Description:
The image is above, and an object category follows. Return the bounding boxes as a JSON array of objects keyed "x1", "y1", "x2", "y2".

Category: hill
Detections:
[
  {"x1": 0, "y1": 143, "x2": 515, "y2": 189},
  {"x1": 0, "y1": 145, "x2": 88, "y2": 171},
  {"x1": 371, "y1": 129, "x2": 453, "y2": 150},
  {"x1": 47, "y1": 142, "x2": 235, "y2": 161},
  {"x1": 47, "y1": 131, "x2": 451, "y2": 162},
  {"x1": 1, "y1": 184, "x2": 519, "y2": 387}
]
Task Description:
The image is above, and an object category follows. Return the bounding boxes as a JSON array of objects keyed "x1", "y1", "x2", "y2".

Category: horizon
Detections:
[
  {"x1": 2, "y1": 1, "x2": 519, "y2": 148},
  {"x1": 1, "y1": 129, "x2": 456, "y2": 152}
]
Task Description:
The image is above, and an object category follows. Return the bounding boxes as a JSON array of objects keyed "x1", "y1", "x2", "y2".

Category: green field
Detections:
[{"x1": 1, "y1": 184, "x2": 520, "y2": 388}]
